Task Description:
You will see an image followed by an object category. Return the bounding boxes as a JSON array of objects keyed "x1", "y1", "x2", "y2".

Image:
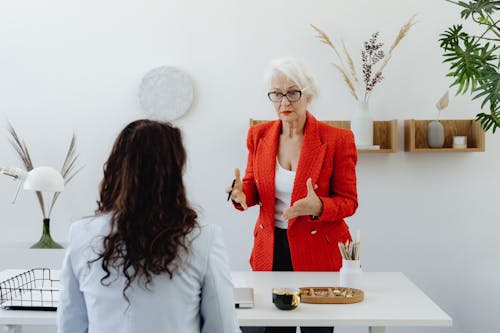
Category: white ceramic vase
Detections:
[{"x1": 351, "y1": 100, "x2": 374, "y2": 147}]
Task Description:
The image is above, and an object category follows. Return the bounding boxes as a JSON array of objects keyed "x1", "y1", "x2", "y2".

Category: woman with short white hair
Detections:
[{"x1": 227, "y1": 58, "x2": 359, "y2": 333}]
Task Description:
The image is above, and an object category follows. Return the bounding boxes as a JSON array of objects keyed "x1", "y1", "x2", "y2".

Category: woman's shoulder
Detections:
[
  {"x1": 248, "y1": 119, "x2": 278, "y2": 135},
  {"x1": 183, "y1": 224, "x2": 226, "y2": 271},
  {"x1": 187, "y1": 223, "x2": 223, "y2": 247},
  {"x1": 67, "y1": 214, "x2": 111, "y2": 249},
  {"x1": 69, "y1": 214, "x2": 110, "y2": 234},
  {"x1": 318, "y1": 121, "x2": 354, "y2": 142},
  {"x1": 246, "y1": 120, "x2": 279, "y2": 148}
]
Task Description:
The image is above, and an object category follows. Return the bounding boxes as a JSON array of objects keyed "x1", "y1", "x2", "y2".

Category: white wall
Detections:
[{"x1": 0, "y1": 1, "x2": 499, "y2": 332}]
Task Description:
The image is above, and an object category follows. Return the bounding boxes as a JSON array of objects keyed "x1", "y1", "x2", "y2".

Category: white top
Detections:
[
  {"x1": 274, "y1": 159, "x2": 296, "y2": 229},
  {"x1": 57, "y1": 214, "x2": 240, "y2": 333}
]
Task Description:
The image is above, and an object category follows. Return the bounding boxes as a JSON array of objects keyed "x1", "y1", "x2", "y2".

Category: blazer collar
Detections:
[
  {"x1": 291, "y1": 112, "x2": 326, "y2": 203},
  {"x1": 255, "y1": 119, "x2": 281, "y2": 207}
]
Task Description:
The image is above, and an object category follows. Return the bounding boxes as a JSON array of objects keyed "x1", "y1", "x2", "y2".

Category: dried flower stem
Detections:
[
  {"x1": 310, "y1": 24, "x2": 346, "y2": 68},
  {"x1": 362, "y1": 32, "x2": 385, "y2": 101},
  {"x1": 311, "y1": 24, "x2": 360, "y2": 100},
  {"x1": 333, "y1": 64, "x2": 359, "y2": 100},
  {"x1": 435, "y1": 90, "x2": 449, "y2": 120},
  {"x1": 342, "y1": 40, "x2": 359, "y2": 83},
  {"x1": 377, "y1": 15, "x2": 417, "y2": 75}
]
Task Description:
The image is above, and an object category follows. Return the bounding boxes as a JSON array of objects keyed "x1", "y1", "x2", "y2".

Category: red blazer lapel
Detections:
[
  {"x1": 255, "y1": 120, "x2": 281, "y2": 212},
  {"x1": 291, "y1": 112, "x2": 327, "y2": 205}
]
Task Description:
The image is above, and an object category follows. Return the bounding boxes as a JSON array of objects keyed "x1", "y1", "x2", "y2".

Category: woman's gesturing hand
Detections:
[
  {"x1": 226, "y1": 168, "x2": 248, "y2": 210},
  {"x1": 282, "y1": 178, "x2": 322, "y2": 220}
]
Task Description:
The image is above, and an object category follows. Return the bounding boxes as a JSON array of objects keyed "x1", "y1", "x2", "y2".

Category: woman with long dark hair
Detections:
[{"x1": 58, "y1": 120, "x2": 239, "y2": 333}]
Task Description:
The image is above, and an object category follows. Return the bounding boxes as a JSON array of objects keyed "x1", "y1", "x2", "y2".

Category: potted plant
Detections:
[{"x1": 439, "y1": 0, "x2": 499, "y2": 133}]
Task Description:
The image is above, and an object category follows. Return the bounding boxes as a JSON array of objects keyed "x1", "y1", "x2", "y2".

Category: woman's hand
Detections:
[
  {"x1": 282, "y1": 178, "x2": 322, "y2": 220},
  {"x1": 226, "y1": 168, "x2": 248, "y2": 210}
]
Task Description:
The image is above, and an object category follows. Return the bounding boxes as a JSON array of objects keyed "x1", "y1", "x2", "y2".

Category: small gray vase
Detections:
[{"x1": 427, "y1": 120, "x2": 444, "y2": 148}]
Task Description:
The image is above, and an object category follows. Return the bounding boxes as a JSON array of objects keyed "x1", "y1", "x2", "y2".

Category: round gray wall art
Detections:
[{"x1": 139, "y1": 66, "x2": 194, "y2": 121}]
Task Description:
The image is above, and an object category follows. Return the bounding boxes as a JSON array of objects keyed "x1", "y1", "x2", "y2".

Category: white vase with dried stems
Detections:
[
  {"x1": 351, "y1": 99, "x2": 373, "y2": 147},
  {"x1": 8, "y1": 123, "x2": 82, "y2": 248},
  {"x1": 311, "y1": 16, "x2": 416, "y2": 147}
]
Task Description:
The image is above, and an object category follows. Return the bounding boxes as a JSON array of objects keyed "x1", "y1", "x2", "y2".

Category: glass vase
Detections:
[{"x1": 30, "y1": 218, "x2": 64, "y2": 249}]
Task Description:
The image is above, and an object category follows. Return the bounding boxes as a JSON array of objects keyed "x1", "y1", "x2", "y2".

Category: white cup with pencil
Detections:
[{"x1": 338, "y1": 230, "x2": 362, "y2": 289}]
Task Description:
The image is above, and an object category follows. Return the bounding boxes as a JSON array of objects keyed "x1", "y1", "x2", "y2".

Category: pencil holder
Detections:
[{"x1": 339, "y1": 259, "x2": 362, "y2": 289}]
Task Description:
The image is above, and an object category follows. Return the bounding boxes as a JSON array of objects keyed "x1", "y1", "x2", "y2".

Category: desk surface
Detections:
[
  {"x1": 0, "y1": 270, "x2": 452, "y2": 328},
  {"x1": 233, "y1": 271, "x2": 452, "y2": 327}
]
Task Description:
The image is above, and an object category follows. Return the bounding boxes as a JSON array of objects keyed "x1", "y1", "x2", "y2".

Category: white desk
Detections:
[
  {"x1": 0, "y1": 270, "x2": 452, "y2": 333},
  {"x1": 232, "y1": 271, "x2": 452, "y2": 332}
]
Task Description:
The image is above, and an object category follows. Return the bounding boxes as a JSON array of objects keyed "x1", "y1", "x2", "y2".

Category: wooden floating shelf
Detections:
[
  {"x1": 404, "y1": 119, "x2": 485, "y2": 152},
  {"x1": 250, "y1": 119, "x2": 398, "y2": 153}
]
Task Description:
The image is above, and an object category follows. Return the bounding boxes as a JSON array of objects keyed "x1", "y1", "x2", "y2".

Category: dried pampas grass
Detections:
[
  {"x1": 342, "y1": 40, "x2": 359, "y2": 83},
  {"x1": 378, "y1": 15, "x2": 417, "y2": 75},
  {"x1": 311, "y1": 15, "x2": 416, "y2": 102},
  {"x1": 333, "y1": 64, "x2": 359, "y2": 100},
  {"x1": 436, "y1": 90, "x2": 450, "y2": 111},
  {"x1": 435, "y1": 90, "x2": 450, "y2": 120}
]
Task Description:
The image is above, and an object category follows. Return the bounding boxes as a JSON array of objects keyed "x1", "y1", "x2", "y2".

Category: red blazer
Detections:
[{"x1": 237, "y1": 112, "x2": 358, "y2": 271}]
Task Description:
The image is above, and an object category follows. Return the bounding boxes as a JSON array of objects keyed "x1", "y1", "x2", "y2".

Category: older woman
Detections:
[{"x1": 228, "y1": 58, "x2": 358, "y2": 333}]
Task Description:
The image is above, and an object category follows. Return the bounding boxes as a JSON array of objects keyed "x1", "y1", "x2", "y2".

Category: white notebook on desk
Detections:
[{"x1": 234, "y1": 287, "x2": 254, "y2": 308}]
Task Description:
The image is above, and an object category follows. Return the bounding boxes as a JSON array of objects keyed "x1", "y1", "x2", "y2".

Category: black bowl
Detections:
[{"x1": 272, "y1": 288, "x2": 300, "y2": 310}]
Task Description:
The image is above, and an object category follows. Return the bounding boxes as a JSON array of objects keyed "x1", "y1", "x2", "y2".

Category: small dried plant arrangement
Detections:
[
  {"x1": 435, "y1": 90, "x2": 450, "y2": 121},
  {"x1": 311, "y1": 15, "x2": 416, "y2": 102},
  {"x1": 7, "y1": 122, "x2": 82, "y2": 219}
]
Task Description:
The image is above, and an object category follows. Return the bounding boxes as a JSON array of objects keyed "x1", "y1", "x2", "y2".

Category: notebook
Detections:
[{"x1": 233, "y1": 287, "x2": 254, "y2": 308}]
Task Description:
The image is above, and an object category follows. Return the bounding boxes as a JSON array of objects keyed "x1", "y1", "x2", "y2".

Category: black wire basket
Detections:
[{"x1": 0, "y1": 268, "x2": 59, "y2": 311}]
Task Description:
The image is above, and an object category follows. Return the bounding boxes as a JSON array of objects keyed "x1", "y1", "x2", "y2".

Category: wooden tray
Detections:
[{"x1": 299, "y1": 287, "x2": 364, "y2": 304}]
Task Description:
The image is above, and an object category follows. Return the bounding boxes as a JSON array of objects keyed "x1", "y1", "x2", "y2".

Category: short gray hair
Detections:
[{"x1": 264, "y1": 58, "x2": 319, "y2": 100}]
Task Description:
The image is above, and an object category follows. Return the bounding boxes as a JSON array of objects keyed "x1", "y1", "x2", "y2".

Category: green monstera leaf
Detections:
[{"x1": 440, "y1": 0, "x2": 500, "y2": 133}]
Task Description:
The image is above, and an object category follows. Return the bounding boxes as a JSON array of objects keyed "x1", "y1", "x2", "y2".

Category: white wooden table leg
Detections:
[
  {"x1": 2, "y1": 325, "x2": 21, "y2": 333},
  {"x1": 369, "y1": 327, "x2": 385, "y2": 333}
]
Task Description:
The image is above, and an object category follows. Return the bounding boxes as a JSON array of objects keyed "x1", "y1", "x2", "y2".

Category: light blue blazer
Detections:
[{"x1": 57, "y1": 215, "x2": 240, "y2": 333}]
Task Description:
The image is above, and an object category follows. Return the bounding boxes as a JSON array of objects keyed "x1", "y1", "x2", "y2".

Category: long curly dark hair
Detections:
[{"x1": 94, "y1": 119, "x2": 198, "y2": 298}]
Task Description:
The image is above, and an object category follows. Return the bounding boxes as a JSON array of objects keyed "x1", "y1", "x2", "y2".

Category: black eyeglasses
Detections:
[{"x1": 267, "y1": 90, "x2": 303, "y2": 103}]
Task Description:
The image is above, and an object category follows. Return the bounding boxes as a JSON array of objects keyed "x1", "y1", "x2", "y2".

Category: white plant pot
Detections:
[{"x1": 351, "y1": 100, "x2": 374, "y2": 147}]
